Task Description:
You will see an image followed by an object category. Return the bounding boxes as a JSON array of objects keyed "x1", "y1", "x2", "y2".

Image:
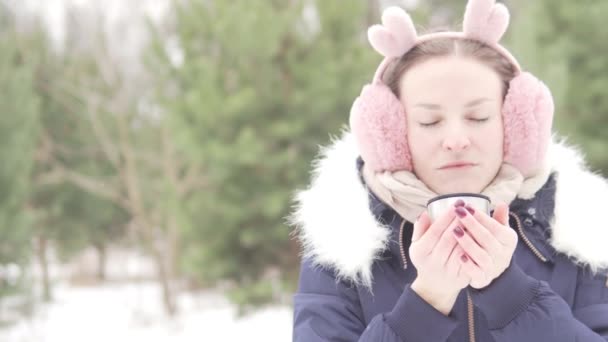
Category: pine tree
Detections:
[
  {"x1": 149, "y1": 0, "x2": 380, "y2": 310},
  {"x1": 508, "y1": 0, "x2": 608, "y2": 173},
  {"x1": 0, "y1": 10, "x2": 40, "y2": 300}
]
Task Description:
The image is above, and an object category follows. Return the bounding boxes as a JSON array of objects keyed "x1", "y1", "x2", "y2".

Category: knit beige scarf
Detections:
[{"x1": 362, "y1": 162, "x2": 551, "y2": 223}]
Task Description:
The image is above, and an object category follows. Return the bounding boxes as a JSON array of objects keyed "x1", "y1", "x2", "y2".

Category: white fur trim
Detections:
[
  {"x1": 289, "y1": 131, "x2": 391, "y2": 287},
  {"x1": 290, "y1": 132, "x2": 608, "y2": 286},
  {"x1": 549, "y1": 139, "x2": 608, "y2": 273}
]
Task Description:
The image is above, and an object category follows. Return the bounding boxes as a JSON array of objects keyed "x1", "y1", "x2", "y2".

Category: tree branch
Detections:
[
  {"x1": 37, "y1": 77, "x2": 122, "y2": 170},
  {"x1": 178, "y1": 164, "x2": 208, "y2": 197},
  {"x1": 85, "y1": 96, "x2": 122, "y2": 168},
  {"x1": 36, "y1": 161, "x2": 130, "y2": 211}
]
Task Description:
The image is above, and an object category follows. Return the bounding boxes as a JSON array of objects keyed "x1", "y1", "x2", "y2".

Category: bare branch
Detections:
[
  {"x1": 85, "y1": 96, "x2": 122, "y2": 168},
  {"x1": 178, "y1": 164, "x2": 208, "y2": 197},
  {"x1": 35, "y1": 161, "x2": 130, "y2": 210},
  {"x1": 34, "y1": 128, "x2": 54, "y2": 164},
  {"x1": 34, "y1": 168, "x2": 64, "y2": 186},
  {"x1": 159, "y1": 124, "x2": 207, "y2": 197},
  {"x1": 133, "y1": 150, "x2": 163, "y2": 168},
  {"x1": 37, "y1": 77, "x2": 122, "y2": 169},
  {"x1": 61, "y1": 166, "x2": 123, "y2": 204},
  {"x1": 115, "y1": 96, "x2": 147, "y2": 219}
]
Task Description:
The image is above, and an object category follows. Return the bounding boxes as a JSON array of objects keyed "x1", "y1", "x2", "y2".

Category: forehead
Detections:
[{"x1": 399, "y1": 56, "x2": 503, "y2": 107}]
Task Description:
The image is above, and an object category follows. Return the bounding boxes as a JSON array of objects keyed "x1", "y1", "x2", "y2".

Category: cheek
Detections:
[
  {"x1": 407, "y1": 127, "x2": 434, "y2": 157},
  {"x1": 477, "y1": 118, "x2": 503, "y2": 144},
  {"x1": 477, "y1": 122, "x2": 505, "y2": 161},
  {"x1": 407, "y1": 127, "x2": 440, "y2": 176}
]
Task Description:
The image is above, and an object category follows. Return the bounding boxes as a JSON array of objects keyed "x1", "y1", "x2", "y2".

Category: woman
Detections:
[{"x1": 290, "y1": 0, "x2": 608, "y2": 341}]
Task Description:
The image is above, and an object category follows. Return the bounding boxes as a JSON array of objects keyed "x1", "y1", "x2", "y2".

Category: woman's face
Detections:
[{"x1": 400, "y1": 56, "x2": 504, "y2": 194}]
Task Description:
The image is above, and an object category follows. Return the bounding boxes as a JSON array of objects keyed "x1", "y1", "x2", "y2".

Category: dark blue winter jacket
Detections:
[{"x1": 291, "y1": 133, "x2": 608, "y2": 341}]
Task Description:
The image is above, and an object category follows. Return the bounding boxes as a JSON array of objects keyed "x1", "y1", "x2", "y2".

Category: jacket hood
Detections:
[{"x1": 290, "y1": 131, "x2": 608, "y2": 287}]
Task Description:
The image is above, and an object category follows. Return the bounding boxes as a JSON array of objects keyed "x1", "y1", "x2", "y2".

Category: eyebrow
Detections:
[{"x1": 413, "y1": 98, "x2": 492, "y2": 110}]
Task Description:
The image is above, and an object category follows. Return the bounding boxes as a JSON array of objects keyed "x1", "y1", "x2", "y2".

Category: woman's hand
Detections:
[
  {"x1": 409, "y1": 201, "x2": 472, "y2": 315},
  {"x1": 452, "y1": 202, "x2": 518, "y2": 289}
]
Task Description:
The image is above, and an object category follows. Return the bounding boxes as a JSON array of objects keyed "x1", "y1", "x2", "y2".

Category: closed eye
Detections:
[
  {"x1": 419, "y1": 121, "x2": 440, "y2": 127},
  {"x1": 469, "y1": 117, "x2": 489, "y2": 123}
]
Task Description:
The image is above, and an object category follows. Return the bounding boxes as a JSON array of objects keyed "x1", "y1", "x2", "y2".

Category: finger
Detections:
[
  {"x1": 412, "y1": 211, "x2": 431, "y2": 242},
  {"x1": 453, "y1": 227, "x2": 493, "y2": 270},
  {"x1": 473, "y1": 205, "x2": 515, "y2": 247},
  {"x1": 460, "y1": 254, "x2": 486, "y2": 280},
  {"x1": 455, "y1": 206, "x2": 502, "y2": 252},
  {"x1": 445, "y1": 244, "x2": 465, "y2": 273},
  {"x1": 452, "y1": 246, "x2": 472, "y2": 283},
  {"x1": 456, "y1": 256, "x2": 471, "y2": 283},
  {"x1": 416, "y1": 207, "x2": 457, "y2": 254},
  {"x1": 431, "y1": 218, "x2": 461, "y2": 263}
]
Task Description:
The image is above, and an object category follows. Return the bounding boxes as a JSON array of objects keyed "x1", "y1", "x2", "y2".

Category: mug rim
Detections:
[{"x1": 426, "y1": 193, "x2": 490, "y2": 206}]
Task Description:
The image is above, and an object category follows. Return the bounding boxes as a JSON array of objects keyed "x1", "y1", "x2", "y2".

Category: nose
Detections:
[{"x1": 442, "y1": 129, "x2": 471, "y2": 152}]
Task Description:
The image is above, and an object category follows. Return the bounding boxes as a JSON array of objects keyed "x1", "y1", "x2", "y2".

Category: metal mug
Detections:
[{"x1": 426, "y1": 193, "x2": 491, "y2": 222}]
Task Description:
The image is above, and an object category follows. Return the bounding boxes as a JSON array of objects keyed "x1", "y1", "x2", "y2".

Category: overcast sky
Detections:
[{"x1": 6, "y1": 0, "x2": 169, "y2": 52}]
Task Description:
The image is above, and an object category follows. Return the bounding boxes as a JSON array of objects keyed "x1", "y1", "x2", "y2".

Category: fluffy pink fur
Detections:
[
  {"x1": 463, "y1": 0, "x2": 509, "y2": 44},
  {"x1": 368, "y1": 7, "x2": 417, "y2": 58},
  {"x1": 368, "y1": 26, "x2": 403, "y2": 58},
  {"x1": 503, "y1": 72, "x2": 555, "y2": 177},
  {"x1": 349, "y1": 84, "x2": 411, "y2": 172}
]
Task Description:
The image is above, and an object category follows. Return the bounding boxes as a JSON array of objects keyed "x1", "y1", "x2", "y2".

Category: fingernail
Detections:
[
  {"x1": 455, "y1": 206, "x2": 467, "y2": 218},
  {"x1": 453, "y1": 226, "x2": 464, "y2": 237},
  {"x1": 454, "y1": 199, "x2": 465, "y2": 207},
  {"x1": 461, "y1": 254, "x2": 468, "y2": 262},
  {"x1": 465, "y1": 205, "x2": 475, "y2": 215}
]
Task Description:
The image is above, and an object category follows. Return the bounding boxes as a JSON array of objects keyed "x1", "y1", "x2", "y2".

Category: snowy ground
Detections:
[
  {"x1": 0, "y1": 247, "x2": 293, "y2": 342},
  {"x1": 0, "y1": 281, "x2": 293, "y2": 342}
]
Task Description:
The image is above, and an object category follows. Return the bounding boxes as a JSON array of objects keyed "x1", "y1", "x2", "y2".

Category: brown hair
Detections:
[{"x1": 383, "y1": 37, "x2": 517, "y2": 99}]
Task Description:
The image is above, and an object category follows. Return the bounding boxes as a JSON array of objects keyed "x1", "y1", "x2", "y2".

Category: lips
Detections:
[{"x1": 439, "y1": 162, "x2": 476, "y2": 170}]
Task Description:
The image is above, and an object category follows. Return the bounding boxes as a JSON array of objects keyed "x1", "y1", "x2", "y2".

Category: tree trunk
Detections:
[
  {"x1": 166, "y1": 216, "x2": 180, "y2": 282},
  {"x1": 152, "y1": 238, "x2": 176, "y2": 316},
  {"x1": 117, "y1": 109, "x2": 177, "y2": 316},
  {"x1": 161, "y1": 125, "x2": 181, "y2": 282},
  {"x1": 94, "y1": 243, "x2": 106, "y2": 282},
  {"x1": 131, "y1": 218, "x2": 177, "y2": 316},
  {"x1": 36, "y1": 235, "x2": 52, "y2": 302}
]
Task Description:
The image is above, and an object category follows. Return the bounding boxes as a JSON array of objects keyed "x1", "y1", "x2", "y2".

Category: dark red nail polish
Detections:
[
  {"x1": 453, "y1": 226, "x2": 464, "y2": 237},
  {"x1": 465, "y1": 205, "x2": 475, "y2": 215},
  {"x1": 461, "y1": 254, "x2": 468, "y2": 262},
  {"x1": 454, "y1": 199, "x2": 465, "y2": 207},
  {"x1": 455, "y1": 206, "x2": 467, "y2": 218}
]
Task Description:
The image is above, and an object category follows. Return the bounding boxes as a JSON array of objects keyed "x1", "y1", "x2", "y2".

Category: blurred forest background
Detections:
[{"x1": 0, "y1": 0, "x2": 607, "y2": 327}]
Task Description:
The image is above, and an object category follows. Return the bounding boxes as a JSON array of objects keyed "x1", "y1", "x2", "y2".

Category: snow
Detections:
[{"x1": 0, "y1": 281, "x2": 293, "y2": 342}]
